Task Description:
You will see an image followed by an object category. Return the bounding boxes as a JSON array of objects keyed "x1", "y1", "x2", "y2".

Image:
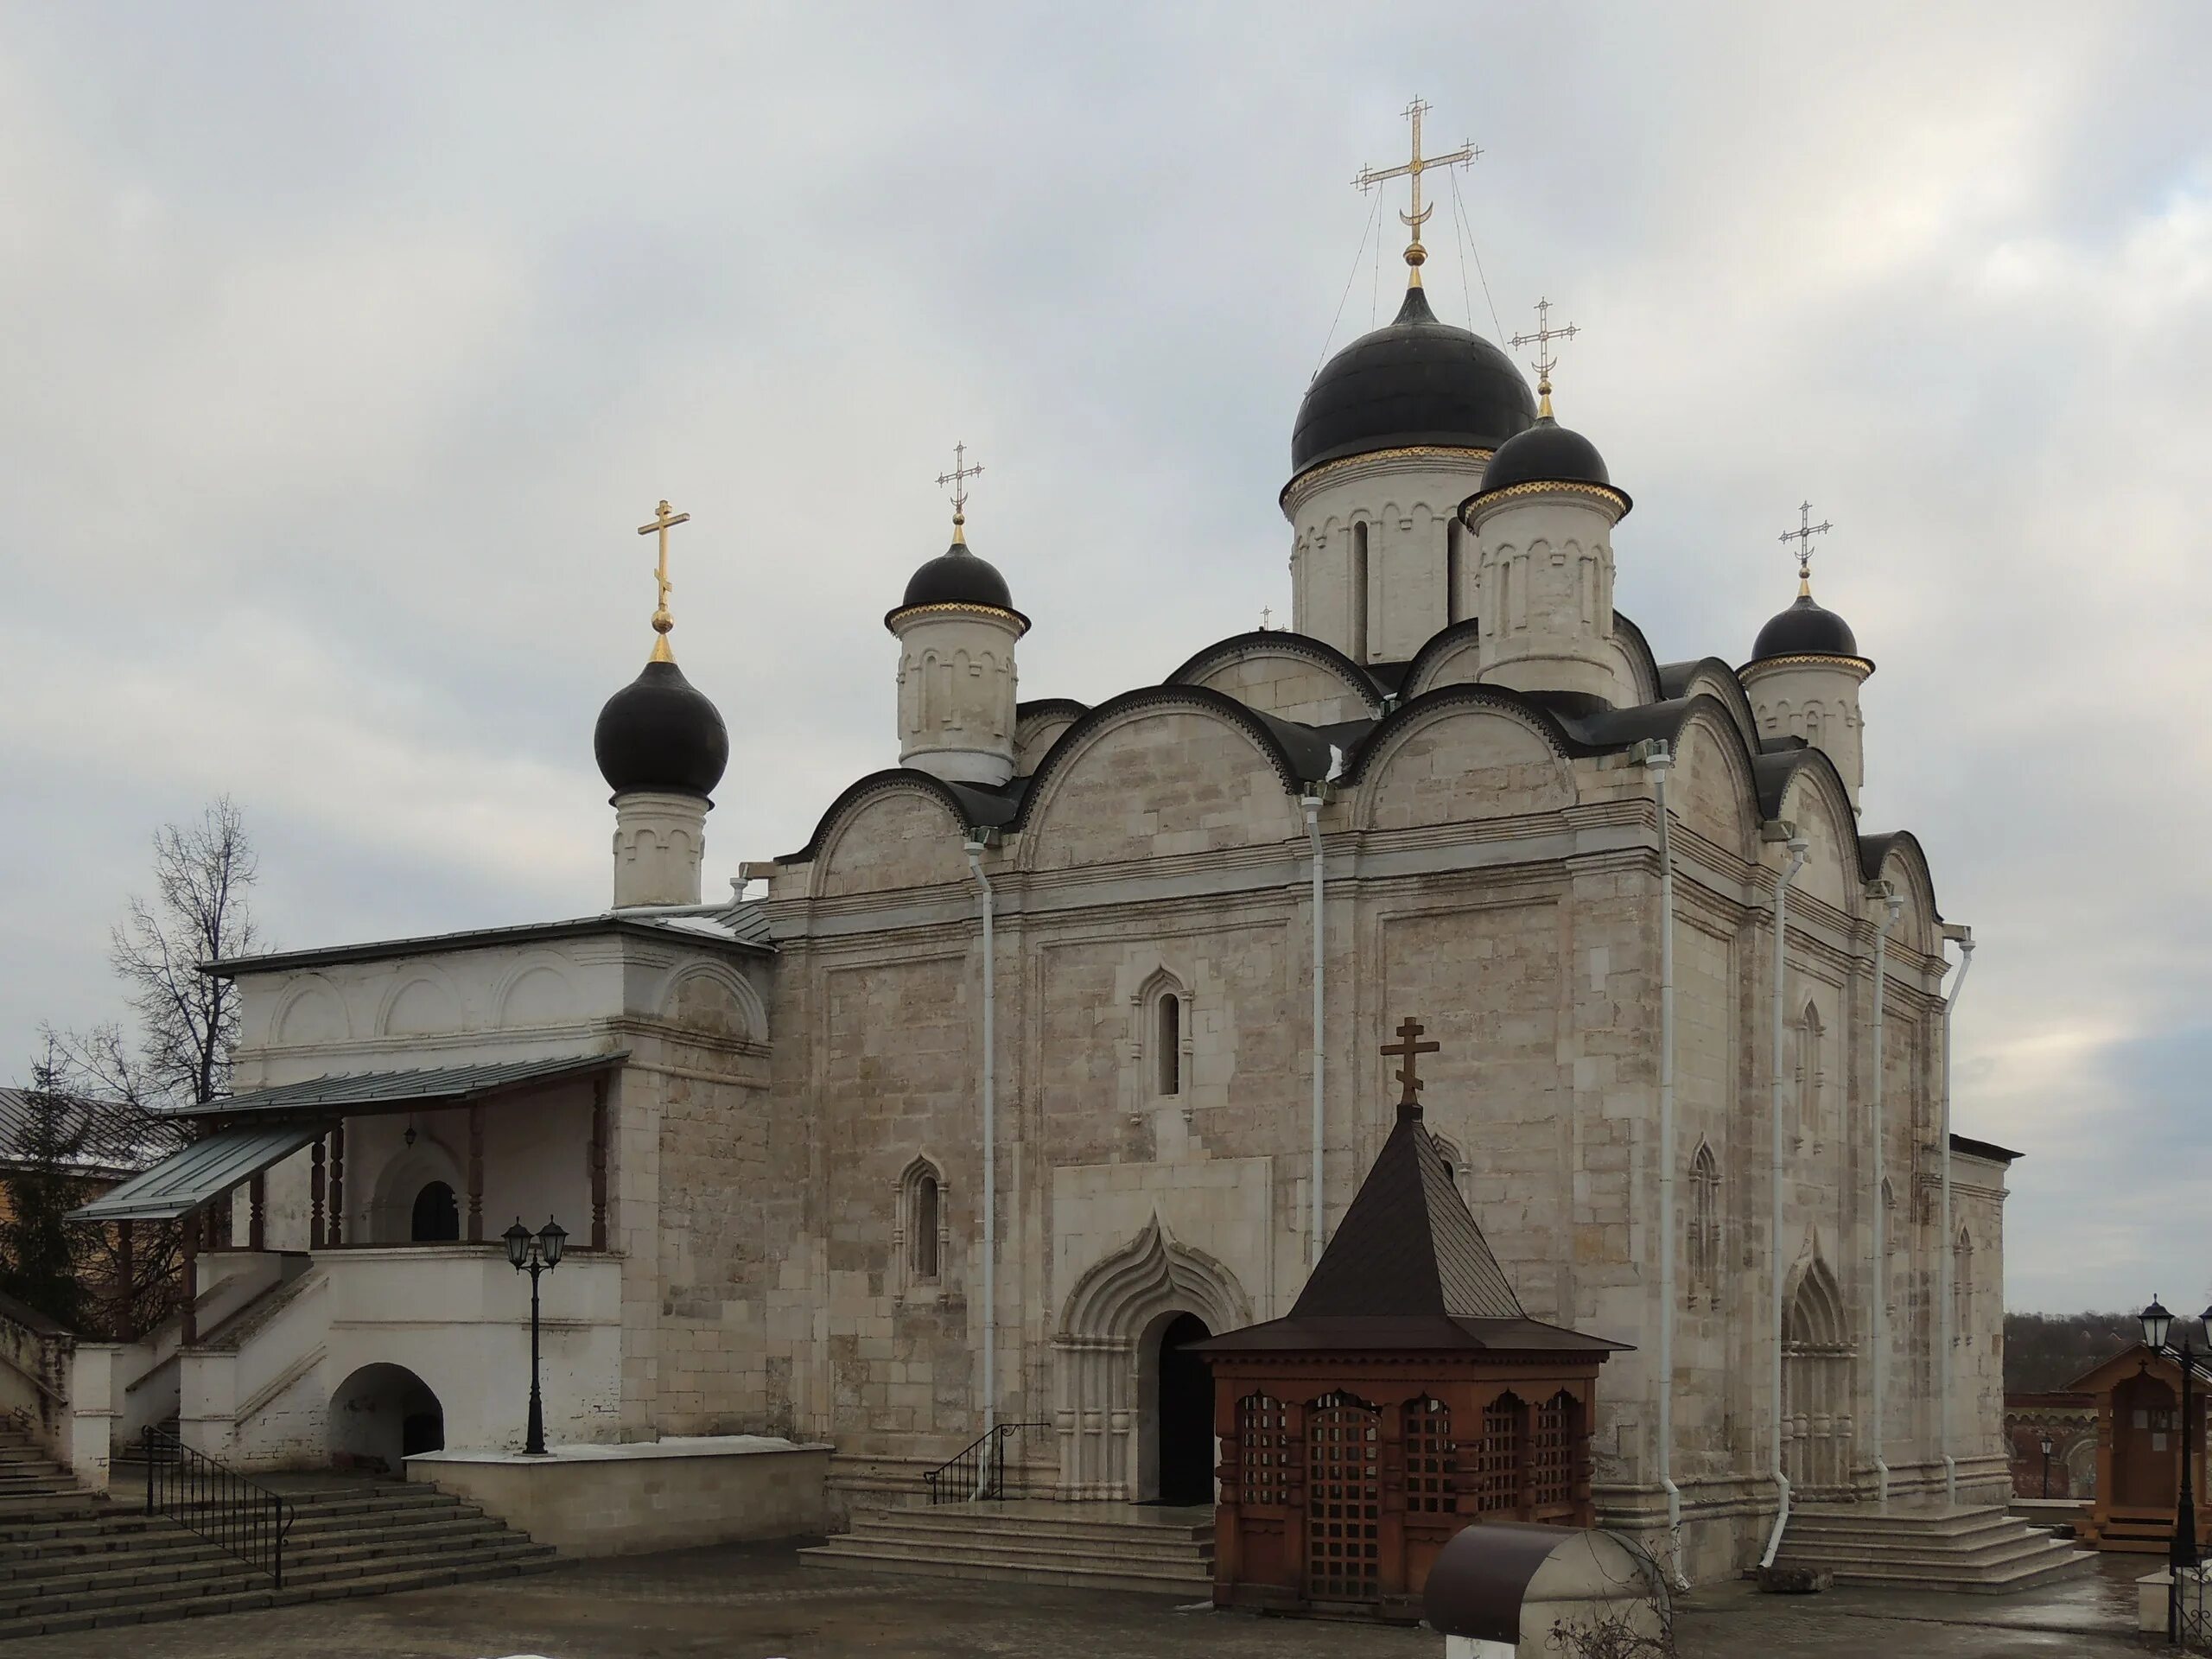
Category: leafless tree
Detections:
[
  {"x1": 41, "y1": 799, "x2": 261, "y2": 1337},
  {"x1": 52, "y1": 797, "x2": 258, "y2": 1122}
]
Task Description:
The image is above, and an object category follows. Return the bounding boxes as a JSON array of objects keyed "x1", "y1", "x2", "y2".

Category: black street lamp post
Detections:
[
  {"x1": 507, "y1": 1217, "x2": 568, "y2": 1457},
  {"x1": 2039, "y1": 1430, "x2": 2054, "y2": 1500},
  {"x1": 2142, "y1": 1296, "x2": 2210, "y2": 1643}
]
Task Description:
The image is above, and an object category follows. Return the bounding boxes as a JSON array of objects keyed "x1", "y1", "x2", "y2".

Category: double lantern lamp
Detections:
[{"x1": 506, "y1": 1217, "x2": 568, "y2": 1456}]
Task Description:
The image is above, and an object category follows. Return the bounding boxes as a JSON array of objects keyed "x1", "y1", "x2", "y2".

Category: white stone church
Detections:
[{"x1": 68, "y1": 179, "x2": 2014, "y2": 1582}]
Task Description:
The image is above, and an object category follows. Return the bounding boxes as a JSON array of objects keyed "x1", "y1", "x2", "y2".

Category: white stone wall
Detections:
[
  {"x1": 1465, "y1": 486, "x2": 1634, "y2": 706},
  {"x1": 890, "y1": 606, "x2": 1022, "y2": 785},
  {"x1": 1283, "y1": 449, "x2": 1490, "y2": 661},
  {"x1": 1742, "y1": 657, "x2": 1872, "y2": 808}
]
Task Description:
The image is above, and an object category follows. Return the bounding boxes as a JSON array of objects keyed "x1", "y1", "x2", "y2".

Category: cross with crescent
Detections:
[
  {"x1": 1779, "y1": 500, "x2": 1832, "y2": 594},
  {"x1": 1354, "y1": 97, "x2": 1480, "y2": 283},
  {"x1": 1510, "y1": 296, "x2": 1580, "y2": 418},
  {"x1": 936, "y1": 441, "x2": 984, "y2": 538},
  {"x1": 1380, "y1": 1015, "x2": 1442, "y2": 1111},
  {"x1": 637, "y1": 499, "x2": 690, "y2": 660}
]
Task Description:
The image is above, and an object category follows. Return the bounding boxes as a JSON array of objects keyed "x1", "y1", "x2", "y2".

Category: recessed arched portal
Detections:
[
  {"x1": 329, "y1": 1363, "x2": 443, "y2": 1475},
  {"x1": 1150, "y1": 1312, "x2": 1214, "y2": 1505},
  {"x1": 410, "y1": 1181, "x2": 460, "y2": 1242}
]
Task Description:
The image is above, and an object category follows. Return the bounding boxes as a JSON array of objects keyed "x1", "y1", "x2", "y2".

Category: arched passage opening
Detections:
[
  {"x1": 1147, "y1": 1311, "x2": 1214, "y2": 1505},
  {"x1": 329, "y1": 1363, "x2": 443, "y2": 1475}
]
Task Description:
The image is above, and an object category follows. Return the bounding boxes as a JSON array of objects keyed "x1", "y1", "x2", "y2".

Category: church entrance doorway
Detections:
[
  {"x1": 328, "y1": 1363, "x2": 443, "y2": 1475},
  {"x1": 1781, "y1": 1257, "x2": 1854, "y2": 1497},
  {"x1": 1153, "y1": 1313, "x2": 1214, "y2": 1504}
]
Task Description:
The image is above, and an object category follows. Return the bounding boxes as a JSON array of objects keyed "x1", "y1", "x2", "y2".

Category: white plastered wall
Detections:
[{"x1": 1283, "y1": 448, "x2": 1490, "y2": 662}]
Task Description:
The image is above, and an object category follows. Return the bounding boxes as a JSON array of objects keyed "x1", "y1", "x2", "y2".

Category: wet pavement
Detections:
[{"x1": 0, "y1": 1538, "x2": 2162, "y2": 1656}]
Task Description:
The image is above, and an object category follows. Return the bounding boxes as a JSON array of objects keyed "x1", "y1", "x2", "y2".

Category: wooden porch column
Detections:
[
  {"x1": 249, "y1": 1173, "x2": 266, "y2": 1252},
  {"x1": 328, "y1": 1124, "x2": 345, "y2": 1246},
  {"x1": 589, "y1": 1078, "x2": 608, "y2": 1252},
  {"x1": 113, "y1": 1221, "x2": 133, "y2": 1338},
  {"x1": 180, "y1": 1221, "x2": 199, "y2": 1346},
  {"x1": 310, "y1": 1137, "x2": 326, "y2": 1249},
  {"x1": 467, "y1": 1103, "x2": 485, "y2": 1244}
]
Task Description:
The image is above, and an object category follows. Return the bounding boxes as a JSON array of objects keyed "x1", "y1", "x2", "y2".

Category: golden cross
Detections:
[
  {"x1": 936, "y1": 441, "x2": 984, "y2": 541},
  {"x1": 1380, "y1": 1015, "x2": 1442, "y2": 1109},
  {"x1": 636, "y1": 499, "x2": 690, "y2": 662},
  {"x1": 1354, "y1": 97, "x2": 1480, "y2": 285},
  {"x1": 1779, "y1": 500, "x2": 1833, "y2": 594},
  {"x1": 1260, "y1": 606, "x2": 1274, "y2": 631},
  {"x1": 1509, "y1": 296, "x2": 1580, "y2": 418}
]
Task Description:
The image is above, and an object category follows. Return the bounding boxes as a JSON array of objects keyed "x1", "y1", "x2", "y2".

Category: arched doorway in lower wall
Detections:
[
  {"x1": 1150, "y1": 1312, "x2": 1214, "y2": 1504},
  {"x1": 329, "y1": 1363, "x2": 443, "y2": 1475}
]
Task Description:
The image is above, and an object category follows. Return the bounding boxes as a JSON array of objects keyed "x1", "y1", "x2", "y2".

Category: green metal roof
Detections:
[
  {"x1": 157, "y1": 1052, "x2": 628, "y2": 1120},
  {"x1": 70, "y1": 1122, "x2": 327, "y2": 1224}
]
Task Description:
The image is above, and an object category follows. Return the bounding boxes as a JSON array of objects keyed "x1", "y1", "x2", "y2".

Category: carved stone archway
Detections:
[
  {"x1": 1052, "y1": 1215, "x2": 1251, "y2": 1500},
  {"x1": 1782, "y1": 1249, "x2": 1855, "y2": 1497}
]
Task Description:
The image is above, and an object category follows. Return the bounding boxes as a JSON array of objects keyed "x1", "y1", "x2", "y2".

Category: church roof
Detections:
[
  {"x1": 1198, "y1": 1071, "x2": 1628, "y2": 1358},
  {"x1": 1289, "y1": 285, "x2": 1536, "y2": 480},
  {"x1": 201, "y1": 907, "x2": 772, "y2": 979}
]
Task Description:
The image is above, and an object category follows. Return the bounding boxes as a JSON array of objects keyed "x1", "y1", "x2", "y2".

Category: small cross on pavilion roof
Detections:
[{"x1": 1381, "y1": 1015, "x2": 1441, "y2": 1116}]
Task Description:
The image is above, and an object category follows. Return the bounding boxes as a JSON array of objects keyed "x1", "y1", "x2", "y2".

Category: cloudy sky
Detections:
[{"x1": 3, "y1": 3, "x2": 2206, "y2": 1313}]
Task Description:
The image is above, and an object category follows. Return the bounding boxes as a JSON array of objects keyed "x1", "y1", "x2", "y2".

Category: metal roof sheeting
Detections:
[
  {"x1": 70, "y1": 1123, "x2": 326, "y2": 1223},
  {"x1": 160, "y1": 1052, "x2": 629, "y2": 1120}
]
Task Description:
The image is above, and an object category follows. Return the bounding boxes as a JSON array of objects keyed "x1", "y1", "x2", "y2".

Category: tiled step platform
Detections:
[
  {"x1": 802, "y1": 1499, "x2": 1215, "y2": 1597},
  {"x1": 1773, "y1": 1501, "x2": 2098, "y2": 1592}
]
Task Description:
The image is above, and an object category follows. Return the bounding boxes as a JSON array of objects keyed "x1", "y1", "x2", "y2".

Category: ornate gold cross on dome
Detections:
[
  {"x1": 636, "y1": 499, "x2": 690, "y2": 662},
  {"x1": 1380, "y1": 1015, "x2": 1441, "y2": 1110},
  {"x1": 936, "y1": 441, "x2": 984, "y2": 543},
  {"x1": 1780, "y1": 500, "x2": 1833, "y2": 595},
  {"x1": 1354, "y1": 97, "x2": 1480, "y2": 285},
  {"x1": 1510, "y1": 296, "x2": 1580, "y2": 419}
]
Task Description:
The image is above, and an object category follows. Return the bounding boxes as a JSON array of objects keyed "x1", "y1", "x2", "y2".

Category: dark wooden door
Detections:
[{"x1": 2114, "y1": 1373, "x2": 2179, "y2": 1510}]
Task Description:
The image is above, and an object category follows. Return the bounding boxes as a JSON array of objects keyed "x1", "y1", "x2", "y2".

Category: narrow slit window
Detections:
[
  {"x1": 1158, "y1": 994, "x2": 1181, "y2": 1096},
  {"x1": 913, "y1": 1173, "x2": 939, "y2": 1280}
]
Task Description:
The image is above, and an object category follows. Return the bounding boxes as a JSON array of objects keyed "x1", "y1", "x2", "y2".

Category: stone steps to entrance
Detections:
[
  {"x1": 1774, "y1": 1503, "x2": 2097, "y2": 1593},
  {"x1": 0, "y1": 1465, "x2": 557, "y2": 1640},
  {"x1": 802, "y1": 1500, "x2": 1215, "y2": 1598}
]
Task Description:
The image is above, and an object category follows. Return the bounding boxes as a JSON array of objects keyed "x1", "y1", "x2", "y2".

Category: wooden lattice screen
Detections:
[
  {"x1": 1531, "y1": 1390, "x2": 1579, "y2": 1512},
  {"x1": 1305, "y1": 1390, "x2": 1382, "y2": 1600},
  {"x1": 1476, "y1": 1392, "x2": 1524, "y2": 1513},
  {"x1": 1237, "y1": 1393, "x2": 1291, "y2": 1507},
  {"x1": 1402, "y1": 1395, "x2": 1456, "y2": 1515}
]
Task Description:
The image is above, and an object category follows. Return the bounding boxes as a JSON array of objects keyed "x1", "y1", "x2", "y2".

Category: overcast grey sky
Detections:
[{"x1": 2, "y1": 3, "x2": 2206, "y2": 1313}]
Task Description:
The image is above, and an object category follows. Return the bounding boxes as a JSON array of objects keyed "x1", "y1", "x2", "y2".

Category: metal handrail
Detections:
[
  {"x1": 922, "y1": 1421, "x2": 1048, "y2": 1505},
  {"x1": 140, "y1": 1427, "x2": 294, "y2": 1588}
]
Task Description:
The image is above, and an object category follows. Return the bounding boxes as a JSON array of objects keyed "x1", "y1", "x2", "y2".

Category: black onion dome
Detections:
[
  {"x1": 1290, "y1": 285, "x2": 1537, "y2": 478},
  {"x1": 594, "y1": 658, "x2": 729, "y2": 800},
  {"x1": 1751, "y1": 593, "x2": 1862, "y2": 662},
  {"x1": 885, "y1": 534, "x2": 1029, "y2": 632},
  {"x1": 1476, "y1": 416, "x2": 1625, "y2": 508}
]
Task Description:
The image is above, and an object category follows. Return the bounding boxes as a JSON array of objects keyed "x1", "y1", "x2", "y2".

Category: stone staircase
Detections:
[
  {"x1": 1772, "y1": 1502, "x2": 2098, "y2": 1592},
  {"x1": 801, "y1": 1499, "x2": 1215, "y2": 1597},
  {"x1": 0, "y1": 1423, "x2": 557, "y2": 1640}
]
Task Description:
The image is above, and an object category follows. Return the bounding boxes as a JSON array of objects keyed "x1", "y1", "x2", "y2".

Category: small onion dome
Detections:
[
  {"x1": 884, "y1": 529, "x2": 1031, "y2": 633},
  {"x1": 1290, "y1": 285, "x2": 1536, "y2": 480},
  {"x1": 593, "y1": 659, "x2": 729, "y2": 800},
  {"x1": 1751, "y1": 592, "x2": 1862, "y2": 662},
  {"x1": 1468, "y1": 415, "x2": 1631, "y2": 514}
]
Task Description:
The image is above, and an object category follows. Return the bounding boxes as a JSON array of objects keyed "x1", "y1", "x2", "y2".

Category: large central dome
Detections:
[{"x1": 1289, "y1": 284, "x2": 1537, "y2": 479}]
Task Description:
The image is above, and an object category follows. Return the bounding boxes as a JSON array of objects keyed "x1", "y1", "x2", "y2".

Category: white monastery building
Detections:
[{"x1": 68, "y1": 135, "x2": 2013, "y2": 1583}]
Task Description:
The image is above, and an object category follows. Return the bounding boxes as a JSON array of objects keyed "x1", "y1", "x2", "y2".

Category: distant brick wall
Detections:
[{"x1": 2005, "y1": 1391, "x2": 2095, "y2": 1498}]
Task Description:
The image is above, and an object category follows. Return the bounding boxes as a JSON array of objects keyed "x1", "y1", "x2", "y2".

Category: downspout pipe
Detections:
[
  {"x1": 963, "y1": 839, "x2": 997, "y2": 1437},
  {"x1": 1637, "y1": 741, "x2": 1688, "y2": 1587},
  {"x1": 1301, "y1": 795, "x2": 1326, "y2": 1270},
  {"x1": 1760, "y1": 827, "x2": 1809, "y2": 1571},
  {"x1": 1938, "y1": 925, "x2": 1974, "y2": 1507},
  {"x1": 1868, "y1": 885, "x2": 1902, "y2": 1512}
]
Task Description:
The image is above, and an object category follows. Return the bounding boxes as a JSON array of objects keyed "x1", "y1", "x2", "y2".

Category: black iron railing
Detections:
[
  {"x1": 923, "y1": 1421, "x2": 1047, "y2": 1504},
  {"x1": 140, "y1": 1426, "x2": 293, "y2": 1588}
]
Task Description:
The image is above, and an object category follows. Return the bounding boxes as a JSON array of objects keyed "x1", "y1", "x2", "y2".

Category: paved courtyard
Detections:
[{"x1": 0, "y1": 1541, "x2": 2159, "y2": 1657}]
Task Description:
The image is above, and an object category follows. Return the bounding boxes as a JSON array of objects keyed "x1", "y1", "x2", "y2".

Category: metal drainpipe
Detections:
[
  {"x1": 1760, "y1": 830, "x2": 1809, "y2": 1571},
  {"x1": 1301, "y1": 795, "x2": 1326, "y2": 1269},
  {"x1": 1869, "y1": 886, "x2": 1902, "y2": 1511},
  {"x1": 1938, "y1": 926, "x2": 1974, "y2": 1506},
  {"x1": 1639, "y1": 742, "x2": 1688, "y2": 1586},
  {"x1": 964, "y1": 840, "x2": 996, "y2": 1436}
]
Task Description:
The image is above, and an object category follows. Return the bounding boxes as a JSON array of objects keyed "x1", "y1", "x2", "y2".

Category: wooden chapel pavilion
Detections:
[
  {"x1": 1196, "y1": 1017, "x2": 1629, "y2": 1621},
  {"x1": 2065, "y1": 1342, "x2": 2211, "y2": 1554}
]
